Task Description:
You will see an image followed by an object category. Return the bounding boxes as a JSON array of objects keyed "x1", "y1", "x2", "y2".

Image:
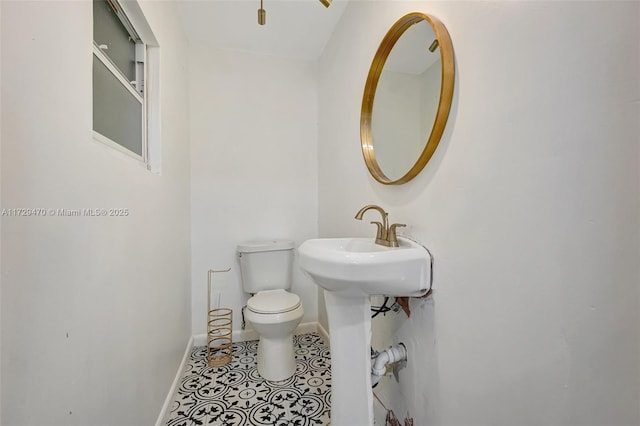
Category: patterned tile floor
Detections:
[{"x1": 165, "y1": 333, "x2": 331, "y2": 426}]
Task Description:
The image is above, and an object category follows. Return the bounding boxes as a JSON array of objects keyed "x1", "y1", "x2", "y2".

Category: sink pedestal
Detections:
[
  {"x1": 324, "y1": 291, "x2": 373, "y2": 426},
  {"x1": 298, "y1": 237, "x2": 432, "y2": 426}
]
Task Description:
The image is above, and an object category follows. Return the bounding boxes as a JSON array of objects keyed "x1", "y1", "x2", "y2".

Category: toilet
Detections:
[{"x1": 237, "y1": 240, "x2": 304, "y2": 382}]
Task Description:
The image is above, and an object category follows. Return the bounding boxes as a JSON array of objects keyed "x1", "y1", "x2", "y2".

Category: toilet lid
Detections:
[{"x1": 247, "y1": 289, "x2": 301, "y2": 314}]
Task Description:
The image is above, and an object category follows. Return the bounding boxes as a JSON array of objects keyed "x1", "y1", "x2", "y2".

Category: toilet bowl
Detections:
[
  {"x1": 244, "y1": 289, "x2": 304, "y2": 382},
  {"x1": 237, "y1": 240, "x2": 304, "y2": 382}
]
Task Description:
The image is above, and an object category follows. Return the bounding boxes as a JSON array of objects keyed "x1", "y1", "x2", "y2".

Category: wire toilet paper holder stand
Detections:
[{"x1": 207, "y1": 268, "x2": 232, "y2": 367}]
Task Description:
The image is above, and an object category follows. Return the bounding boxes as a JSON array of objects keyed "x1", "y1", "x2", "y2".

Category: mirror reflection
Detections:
[
  {"x1": 371, "y1": 21, "x2": 441, "y2": 181},
  {"x1": 360, "y1": 13, "x2": 454, "y2": 185}
]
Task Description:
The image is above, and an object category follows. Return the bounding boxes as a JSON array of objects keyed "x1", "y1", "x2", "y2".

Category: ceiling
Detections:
[{"x1": 175, "y1": 0, "x2": 349, "y2": 61}]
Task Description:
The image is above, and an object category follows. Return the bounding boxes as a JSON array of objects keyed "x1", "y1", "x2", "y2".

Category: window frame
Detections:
[{"x1": 92, "y1": 0, "x2": 148, "y2": 163}]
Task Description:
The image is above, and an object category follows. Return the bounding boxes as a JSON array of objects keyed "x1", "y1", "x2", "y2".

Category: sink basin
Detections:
[{"x1": 298, "y1": 236, "x2": 431, "y2": 298}]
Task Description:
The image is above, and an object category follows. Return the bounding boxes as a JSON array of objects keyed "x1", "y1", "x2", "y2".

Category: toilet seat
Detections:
[{"x1": 247, "y1": 289, "x2": 301, "y2": 314}]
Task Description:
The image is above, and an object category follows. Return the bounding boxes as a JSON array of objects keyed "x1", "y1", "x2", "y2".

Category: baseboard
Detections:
[
  {"x1": 154, "y1": 335, "x2": 194, "y2": 426},
  {"x1": 295, "y1": 321, "x2": 320, "y2": 336},
  {"x1": 193, "y1": 321, "x2": 328, "y2": 347}
]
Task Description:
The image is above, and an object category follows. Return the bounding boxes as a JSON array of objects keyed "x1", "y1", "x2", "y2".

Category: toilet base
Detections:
[
  {"x1": 244, "y1": 303, "x2": 304, "y2": 382},
  {"x1": 256, "y1": 335, "x2": 296, "y2": 382}
]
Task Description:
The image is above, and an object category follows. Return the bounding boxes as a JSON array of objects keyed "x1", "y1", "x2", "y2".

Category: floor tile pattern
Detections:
[{"x1": 166, "y1": 333, "x2": 331, "y2": 426}]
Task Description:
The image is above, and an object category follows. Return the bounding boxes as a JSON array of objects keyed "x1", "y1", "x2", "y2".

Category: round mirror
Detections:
[{"x1": 361, "y1": 13, "x2": 454, "y2": 185}]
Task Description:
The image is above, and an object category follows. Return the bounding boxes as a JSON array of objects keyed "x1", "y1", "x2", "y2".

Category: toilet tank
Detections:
[{"x1": 237, "y1": 240, "x2": 294, "y2": 293}]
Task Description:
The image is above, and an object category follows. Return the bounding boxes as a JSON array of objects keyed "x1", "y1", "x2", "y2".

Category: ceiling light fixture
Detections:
[
  {"x1": 428, "y1": 39, "x2": 439, "y2": 52},
  {"x1": 258, "y1": 0, "x2": 331, "y2": 26},
  {"x1": 258, "y1": 0, "x2": 266, "y2": 25}
]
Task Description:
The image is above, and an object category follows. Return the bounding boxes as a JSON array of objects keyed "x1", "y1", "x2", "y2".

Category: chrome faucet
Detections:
[{"x1": 354, "y1": 205, "x2": 406, "y2": 247}]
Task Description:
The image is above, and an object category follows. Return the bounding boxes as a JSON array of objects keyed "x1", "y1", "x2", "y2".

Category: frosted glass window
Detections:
[
  {"x1": 93, "y1": 0, "x2": 136, "y2": 81},
  {"x1": 92, "y1": 55, "x2": 143, "y2": 156},
  {"x1": 92, "y1": 0, "x2": 146, "y2": 159}
]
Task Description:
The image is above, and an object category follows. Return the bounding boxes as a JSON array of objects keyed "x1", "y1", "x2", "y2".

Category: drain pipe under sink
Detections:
[{"x1": 371, "y1": 343, "x2": 407, "y2": 387}]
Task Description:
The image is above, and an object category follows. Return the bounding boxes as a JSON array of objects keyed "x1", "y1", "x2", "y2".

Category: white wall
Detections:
[
  {"x1": 0, "y1": 1, "x2": 191, "y2": 425},
  {"x1": 319, "y1": 1, "x2": 640, "y2": 425},
  {"x1": 189, "y1": 47, "x2": 318, "y2": 336}
]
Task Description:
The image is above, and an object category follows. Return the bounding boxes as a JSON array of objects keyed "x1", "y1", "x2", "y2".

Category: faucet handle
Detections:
[
  {"x1": 387, "y1": 223, "x2": 406, "y2": 247},
  {"x1": 370, "y1": 221, "x2": 386, "y2": 243}
]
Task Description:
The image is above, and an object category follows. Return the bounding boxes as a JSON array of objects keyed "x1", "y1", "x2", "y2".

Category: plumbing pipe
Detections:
[{"x1": 371, "y1": 343, "x2": 407, "y2": 387}]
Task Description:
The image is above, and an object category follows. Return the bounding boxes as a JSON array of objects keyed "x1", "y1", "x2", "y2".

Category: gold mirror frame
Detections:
[{"x1": 360, "y1": 13, "x2": 455, "y2": 185}]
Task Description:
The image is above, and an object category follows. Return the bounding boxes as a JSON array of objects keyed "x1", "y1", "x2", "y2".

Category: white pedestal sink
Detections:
[{"x1": 298, "y1": 237, "x2": 432, "y2": 426}]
